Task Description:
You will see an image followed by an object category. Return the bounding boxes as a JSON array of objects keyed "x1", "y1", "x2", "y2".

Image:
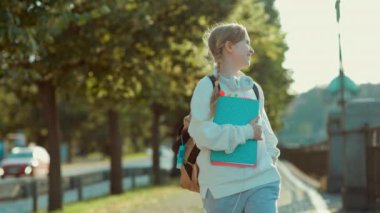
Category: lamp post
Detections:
[
  {"x1": 327, "y1": 0, "x2": 360, "y2": 199},
  {"x1": 335, "y1": 0, "x2": 348, "y2": 201},
  {"x1": 335, "y1": 0, "x2": 345, "y2": 115}
]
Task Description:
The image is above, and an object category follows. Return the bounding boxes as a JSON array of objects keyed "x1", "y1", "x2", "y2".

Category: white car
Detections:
[{"x1": 0, "y1": 145, "x2": 50, "y2": 178}]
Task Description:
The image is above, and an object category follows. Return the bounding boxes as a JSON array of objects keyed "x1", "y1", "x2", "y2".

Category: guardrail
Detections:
[
  {"x1": 279, "y1": 143, "x2": 328, "y2": 179},
  {"x1": 0, "y1": 166, "x2": 170, "y2": 212}
]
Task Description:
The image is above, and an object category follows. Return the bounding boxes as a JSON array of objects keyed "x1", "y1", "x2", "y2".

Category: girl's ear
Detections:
[{"x1": 224, "y1": 41, "x2": 234, "y2": 53}]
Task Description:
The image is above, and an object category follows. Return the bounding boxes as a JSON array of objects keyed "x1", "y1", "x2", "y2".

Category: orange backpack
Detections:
[{"x1": 173, "y1": 114, "x2": 200, "y2": 192}]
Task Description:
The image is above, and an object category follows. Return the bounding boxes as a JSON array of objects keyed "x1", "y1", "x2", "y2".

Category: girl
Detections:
[{"x1": 188, "y1": 23, "x2": 281, "y2": 213}]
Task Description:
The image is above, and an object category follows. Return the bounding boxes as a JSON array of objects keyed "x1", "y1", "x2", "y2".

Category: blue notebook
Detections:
[{"x1": 210, "y1": 96, "x2": 259, "y2": 168}]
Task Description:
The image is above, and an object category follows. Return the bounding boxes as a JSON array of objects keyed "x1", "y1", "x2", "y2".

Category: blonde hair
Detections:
[{"x1": 204, "y1": 23, "x2": 248, "y2": 117}]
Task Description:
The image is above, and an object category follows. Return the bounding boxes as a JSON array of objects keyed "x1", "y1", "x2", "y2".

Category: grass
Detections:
[
  {"x1": 123, "y1": 152, "x2": 149, "y2": 161},
  {"x1": 48, "y1": 179, "x2": 202, "y2": 213},
  {"x1": 65, "y1": 152, "x2": 149, "y2": 165}
]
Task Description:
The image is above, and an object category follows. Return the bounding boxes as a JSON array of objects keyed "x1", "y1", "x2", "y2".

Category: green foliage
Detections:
[
  {"x1": 0, "y1": 0, "x2": 293, "y2": 154},
  {"x1": 0, "y1": 77, "x2": 44, "y2": 139}
]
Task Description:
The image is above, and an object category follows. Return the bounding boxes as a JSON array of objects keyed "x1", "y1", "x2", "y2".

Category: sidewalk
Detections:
[{"x1": 278, "y1": 161, "x2": 342, "y2": 213}]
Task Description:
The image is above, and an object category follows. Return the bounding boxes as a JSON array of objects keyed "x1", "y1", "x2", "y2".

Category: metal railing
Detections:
[
  {"x1": 0, "y1": 166, "x2": 170, "y2": 212},
  {"x1": 279, "y1": 143, "x2": 328, "y2": 179}
]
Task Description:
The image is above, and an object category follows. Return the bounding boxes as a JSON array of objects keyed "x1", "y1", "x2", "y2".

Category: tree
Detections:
[
  {"x1": 0, "y1": 0, "x2": 110, "y2": 210},
  {"x1": 132, "y1": 0, "x2": 237, "y2": 185}
]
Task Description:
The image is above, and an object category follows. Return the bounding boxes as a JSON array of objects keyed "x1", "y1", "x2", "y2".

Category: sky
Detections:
[{"x1": 274, "y1": 0, "x2": 380, "y2": 94}]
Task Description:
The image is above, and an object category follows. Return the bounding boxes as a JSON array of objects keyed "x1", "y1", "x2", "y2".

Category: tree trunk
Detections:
[
  {"x1": 144, "y1": 139, "x2": 150, "y2": 147},
  {"x1": 38, "y1": 80, "x2": 62, "y2": 211},
  {"x1": 108, "y1": 108, "x2": 123, "y2": 194},
  {"x1": 150, "y1": 102, "x2": 162, "y2": 185},
  {"x1": 131, "y1": 131, "x2": 139, "y2": 152}
]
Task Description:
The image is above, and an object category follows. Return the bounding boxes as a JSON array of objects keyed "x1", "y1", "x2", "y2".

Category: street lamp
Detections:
[{"x1": 335, "y1": 0, "x2": 345, "y2": 115}]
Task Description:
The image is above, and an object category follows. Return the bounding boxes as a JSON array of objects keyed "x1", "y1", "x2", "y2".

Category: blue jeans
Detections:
[{"x1": 202, "y1": 181, "x2": 281, "y2": 213}]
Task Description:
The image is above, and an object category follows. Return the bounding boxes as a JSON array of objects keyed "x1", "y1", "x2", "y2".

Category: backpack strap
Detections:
[
  {"x1": 252, "y1": 83, "x2": 260, "y2": 101},
  {"x1": 208, "y1": 75, "x2": 221, "y2": 91},
  {"x1": 187, "y1": 146, "x2": 200, "y2": 164},
  {"x1": 184, "y1": 146, "x2": 200, "y2": 178},
  {"x1": 208, "y1": 75, "x2": 260, "y2": 101}
]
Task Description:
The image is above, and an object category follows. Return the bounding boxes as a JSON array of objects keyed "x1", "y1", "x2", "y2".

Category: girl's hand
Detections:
[{"x1": 249, "y1": 116, "x2": 262, "y2": 140}]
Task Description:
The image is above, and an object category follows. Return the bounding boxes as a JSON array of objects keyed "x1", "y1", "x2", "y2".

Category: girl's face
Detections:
[{"x1": 230, "y1": 33, "x2": 254, "y2": 68}]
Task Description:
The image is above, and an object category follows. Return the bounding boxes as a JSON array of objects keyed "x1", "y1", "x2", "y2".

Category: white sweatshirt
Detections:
[{"x1": 188, "y1": 72, "x2": 281, "y2": 199}]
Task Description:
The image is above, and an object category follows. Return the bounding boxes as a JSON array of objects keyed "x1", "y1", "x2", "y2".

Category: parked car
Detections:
[{"x1": 0, "y1": 145, "x2": 50, "y2": 178}]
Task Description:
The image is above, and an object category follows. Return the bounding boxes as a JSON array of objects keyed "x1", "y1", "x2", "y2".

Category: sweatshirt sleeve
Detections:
[
  {"x1": 256, "y1": 84, "x2": 281, "y2": 162},
  {"x1": 188, "y1": 76, "x2": 253, "y2": 154},
  {"x1": 262, "y1": 109, "x2": 281, "y2": 160}
]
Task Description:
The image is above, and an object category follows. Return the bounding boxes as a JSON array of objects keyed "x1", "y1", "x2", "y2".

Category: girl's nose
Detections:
[{"x1": 249, "y1": 48, "x2": 254, "y2": 55}]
